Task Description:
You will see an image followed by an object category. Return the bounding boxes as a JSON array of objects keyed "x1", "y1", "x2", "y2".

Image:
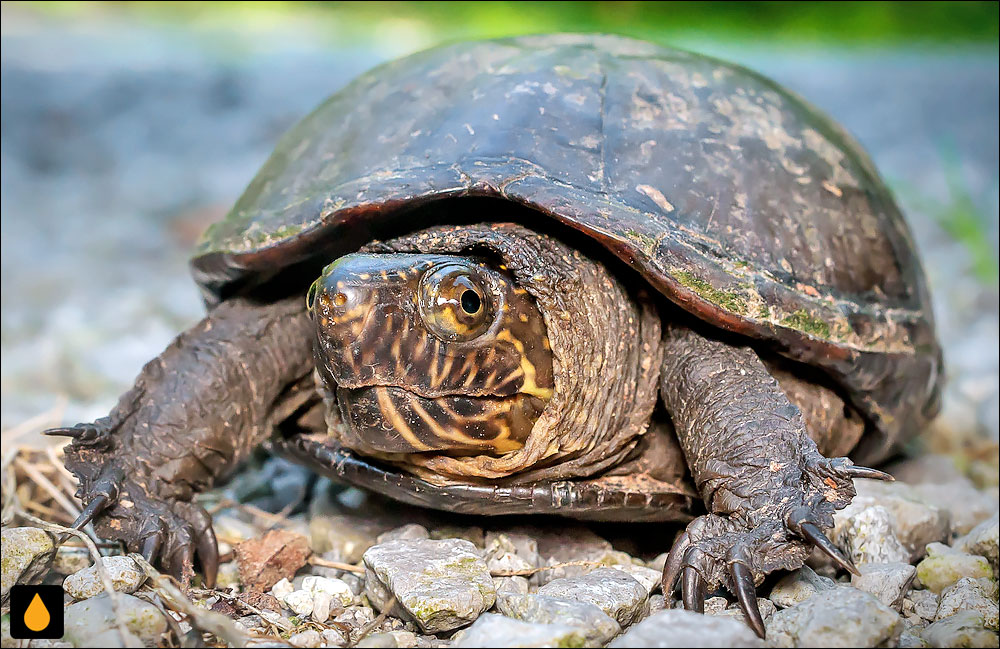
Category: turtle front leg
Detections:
[
  {"x1": 658, "y1": 323, "x2": 889, "y2": 637},
  {"x1": 46, "y1": 296, "x2": 314, "y2": 585}
]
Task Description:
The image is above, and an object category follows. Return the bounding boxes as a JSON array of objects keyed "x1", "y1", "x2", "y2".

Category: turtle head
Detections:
[{"x1": 308, "y1": 253, "x2": 553, "y2": 456}]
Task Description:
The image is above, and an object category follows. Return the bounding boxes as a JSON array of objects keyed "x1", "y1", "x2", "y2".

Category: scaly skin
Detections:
[
  {"x1": 51, "y1": 296, "x2": 313, "y2": 585},
  {"x1": 658, "y1": 323, "x2": 887, "y2": 637}
]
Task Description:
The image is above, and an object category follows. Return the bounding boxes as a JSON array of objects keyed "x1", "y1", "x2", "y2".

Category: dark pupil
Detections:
[{"x1": 460, "y1": 289, "x2": 482, "y2": 314}]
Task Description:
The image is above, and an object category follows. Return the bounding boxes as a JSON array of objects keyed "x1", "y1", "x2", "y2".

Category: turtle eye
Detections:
[{"x1": 418, "y1": 263, "x2": 493, "y2": 342}]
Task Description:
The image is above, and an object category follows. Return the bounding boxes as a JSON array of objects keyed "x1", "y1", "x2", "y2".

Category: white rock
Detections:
[
  {"x1": 954, "y1": 514, "x2": 999, "y2": 571},
  {"x1": 284, "y1": 589, "x2": 315, "y2": 618},
  {"x1": 363, "y1": 538, "x2": 495, "y2": 633},
  {"x1": 836, "y1": 505, "x2": 911, "y2": 565},
  {"x1": 63, "y1": 593, "x2": 167, "y2": 646},
  {"x1": 302, "y1": 575, "x2": 355, "y2": 607},
  {"x1": 609, "y1": 563, "x2": 661, "y2": 595},
  {"x1": 270, "y1": 577, "x2": 294, "y2": 601},
  {"x1": 312, "y1": 591, "x2": 333, "y2": 624},
  {"x1": 63, "y1": 556, "x2": 145, "y2": 600},
  {"x1": 289, "y1": 628, "x2": 322, "y2": 648},
  {"x1": 936, "y1": 577, "x2": 999, "y2": 630},
  {"x1": 322, "y1": 627, "x2": 348, "y2": 647},
  {"x1": 1, "y1": 527, "x2": 54, "y2": 600},
  {"x1": 376, "y1": 524, "x2": 430, "y2": 545},
  {"x1": 916, "y1": 542, "x2": 994, "y2": 593},
  {"x1": 609, "y1": 609, "x2": 764, "y2": 647},
  {"x1": 769, "y1": 566, "x2": 835, "y2": 608},
  {"x1": 452, "y1": 613, "x2": 588, "y2": 648},
  {"x1": 851, "y1": 562, "x2": 916, "y2": 611},
  {"x1": 921, "y1": 610, "x2": 998, "y2": 648},
  {"x1": 765, "y1": 585, "x2": 900, "y2": 647}
]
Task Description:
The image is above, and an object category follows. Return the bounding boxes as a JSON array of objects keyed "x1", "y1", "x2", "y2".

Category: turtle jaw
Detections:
[{"x1": 333, "y1": 384, "x2": 543, "y2": 456}]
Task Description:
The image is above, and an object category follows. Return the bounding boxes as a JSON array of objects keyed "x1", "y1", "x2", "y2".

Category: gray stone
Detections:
[
  {"x1": 834, "y1": 479, "x2": 949, "y2": 561},
  {"x1": 1, "y1": 527, "x2": 54, "y2": 601},
  {"x1": 768, "y1": 565, "x2": 836, "y2": 608},
  {"x1": 904, "y1": 589, "x2": 940, "y2": 622},
  {"x1": 706, "y1": 596, "x2": 776, "y2": 628},
  {"x1": 936, "y1": 578, "x2": 999, "y2": 630},
  {"x1": 921, "y1": 610, "x2": 999, "y2": 648},
  {"x1": 608, "y1": 609, "x2": 764, "y2": 648},
  {"x1": 834, "y1": 504, "x2": 911, "y2": 565},
  {"x1": 537, "y1": 566, "x2": 648, "y2": 626},
  {"x1": 955, "y1": 514, "x2": 999, "y2": 572},
  {"x1": 63, "y1": 556, "x2": 145, "y2": 600},
  {"x1": 289, "y1": 629, "x2": 322, "y2": 648},
  {"x1": 495, "y1": 574, "x2": 530, "y2": 596},
  {"x1": 452, "y1": 614, "x2": 588, "y2": 648},
  {"x1": 851, "y1": 562, "x2": 916, "y2": 611},
  {"x1": 913, "y1": 480, "x2": 997, "y2": 536},
  {"x1": 484, "y1": 532, "x2": 542, "y2": 569},
  {"x1": 377, "y1": 524, "x2": 430, "y2": 545},
  {"x1": 496, "y1": 592, "x2": 621, "y2": 645},
  {"x1": 897, "y1": 626, "x2": 930, "y2": 648},
  {"x1": 363, "y1": 538, "x2": 494, "y2": 633},
  {"x1": 51, "y1": 547, "x2": 91, "y2": 576},
  {"x1": 765, "y1": 585, "x2": 900, "y2": 648},
  {"x1": 916, "y1": 542, "x2": 994, "y2": 593},
  {"x1": 63, "y1": 593, "x2": 167, "y2": 646},
  {"x1": 608, "y1": 563, "x2": 661, "y2": 595}
]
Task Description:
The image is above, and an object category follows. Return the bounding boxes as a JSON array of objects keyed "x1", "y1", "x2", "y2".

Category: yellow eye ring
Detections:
[{"x1": 418, "y1": 263, "x2": 493, "y2": 342}]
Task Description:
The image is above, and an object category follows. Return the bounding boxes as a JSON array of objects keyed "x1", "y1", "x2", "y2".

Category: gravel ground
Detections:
[{"x1": 1, "y1": 10, "x2": 997, "y2": 649}]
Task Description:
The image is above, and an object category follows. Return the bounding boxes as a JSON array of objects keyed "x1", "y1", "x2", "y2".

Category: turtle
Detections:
[{"x1": 48, "y1": 34, "x2": 942, "y2": 638}]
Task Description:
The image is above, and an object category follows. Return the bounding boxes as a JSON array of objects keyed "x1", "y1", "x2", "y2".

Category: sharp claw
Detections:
[
  {"x1": 842, "y1": 465, "x2": 894, "y2": 481},
  {"x1": 71, "y1": 494, "x2": 109, "y2": 531},
  {"x1": 800, "y1": 521, "x2": 860, "y2": 576},
  {"x1": 167, "y1": 544, "x2": 195, "y2": 585},
  {"x1": 682, "y1": 565, "x2": 705, "y2": 613},
  {"x1": 43, "y1": 427, "x2": 84, "y2": 439},
  {"x1": 662, "y1": 531, "x2": 691, "y2": 596},
  {"x1": 731, "y1": 561, "x2": 765, "y2": 639},
  {"x1": 141, "y1": 533, "x2": 163, "y2": 563}
]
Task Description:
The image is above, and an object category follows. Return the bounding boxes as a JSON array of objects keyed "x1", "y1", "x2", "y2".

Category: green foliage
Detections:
[{"x1": 21, "y1": 1, "x2": 1000, "y2": 48}]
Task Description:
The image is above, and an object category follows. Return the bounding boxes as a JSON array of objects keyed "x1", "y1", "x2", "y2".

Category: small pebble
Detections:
[
  {"x1": 768, "y1": 565, "x2": 835, "y2": 608},
  {"x1": 916, "y1": 542, "x2": 994, "y2": 593},
  {"x1": 283, "y1": 589, "x2": 314, "y2": 617},
  {"x1": 954, "y1": 514, "x2": 999, "y2": 571},
  {"x1": 609, "y1": 609, "x2": 764, "y2": 648},
  {"x1": 63, "y1": 556, "x2": 145, "y2": 600},
  {"x1": 765, "y1": 585, "x2": 900, "y2": 648},
  {"x1": 271, "y1": 577, "x2": 294, "y2": 601},
  {"x1": 921, "y1": 610, "x2": 998, "y2": 648},
  {"x1": 0, "y1": 527, "x2": 54, "y2": 599},
  {"x1": 936, "y1": 577, "x2": 999, "y2": 630},
  {"x1": 452, "y1": 613, "x2": 588, "y2": 648},
  {"x1": 537, "y1": 566, "x2": 649, "y2": 627},
  {"x1": 850, "y1": 562, "x2": 916, "y2": 611},
  {"x1": 63, "y1": 593, "x2": 167, "y2": 646},
  {"x1": 288, "y1": 629, "x2": 322, "y2": 648}
]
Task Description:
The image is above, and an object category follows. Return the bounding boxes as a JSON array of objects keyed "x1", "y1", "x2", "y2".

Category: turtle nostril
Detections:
[{"x1": 334, "y1": 292, "x2": 348, "y2": 307}]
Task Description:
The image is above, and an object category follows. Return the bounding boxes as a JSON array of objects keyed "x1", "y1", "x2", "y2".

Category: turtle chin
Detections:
[{"x1": 334, "y1": 385, "x2": 544, "y2": 456}]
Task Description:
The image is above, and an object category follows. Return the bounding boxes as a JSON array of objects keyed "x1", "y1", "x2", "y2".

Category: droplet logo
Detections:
[
  {"x1": 24, "y1": 592, "x2": 51, "y2": 632},
  {"x1": 9, "y1": 585, "x2": 64, "y2": 639}
]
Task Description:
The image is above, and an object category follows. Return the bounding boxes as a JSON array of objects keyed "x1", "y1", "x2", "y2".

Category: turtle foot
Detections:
[
  {"x1": 49, "y1": 424, "x2": 219, "y2": 588},
  {"x1": 661, "y1": 458, "x2": 889, "y2": 638}
]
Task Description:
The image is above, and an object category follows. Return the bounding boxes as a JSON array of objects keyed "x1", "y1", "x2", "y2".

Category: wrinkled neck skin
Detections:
[{"x1": 315, "y1": 223, "x2": 663, "y2": 485}]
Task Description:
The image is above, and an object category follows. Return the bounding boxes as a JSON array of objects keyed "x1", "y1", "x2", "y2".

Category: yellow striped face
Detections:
[{"x1": 309, "y1": 253, "x2": 553, "y2": 456}]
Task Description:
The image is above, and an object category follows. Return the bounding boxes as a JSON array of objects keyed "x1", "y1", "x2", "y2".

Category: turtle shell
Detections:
[{"x1": 192, "y1": 33, "x2": 942, "y2": 463}]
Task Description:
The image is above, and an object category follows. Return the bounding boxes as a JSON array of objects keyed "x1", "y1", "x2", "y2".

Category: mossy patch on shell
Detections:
[{"x1": 780, "y1": 309, "x2": 832, "y2": 338}]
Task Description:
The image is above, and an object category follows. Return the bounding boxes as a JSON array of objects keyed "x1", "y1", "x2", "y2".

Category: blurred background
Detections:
[{"x1": 2, "y1": 1, "x2": 998, "y2": 457}]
